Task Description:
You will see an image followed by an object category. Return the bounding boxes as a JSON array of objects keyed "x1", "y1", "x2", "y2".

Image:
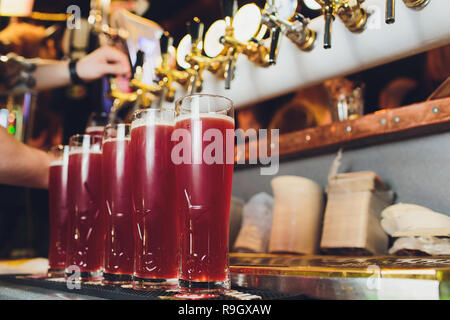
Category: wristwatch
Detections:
[{"x1": 68, "y1": 59, "x2": 84, "y2": 84}]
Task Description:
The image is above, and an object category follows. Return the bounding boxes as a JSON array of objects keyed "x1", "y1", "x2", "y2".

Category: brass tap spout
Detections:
[
  {"x1": 386, "y1": 0, "x2": 430, "y2": 24},
  {"x1": 315, "y1": 0, "x2": 336, "y2": 49},
  {"x1": 154, "y1": 32, "x2": 189, "y2": 103},
  {"x1": 336, "y1": 0, "x2": 367, "y2": 32},
  {"x1": 315, "y1": 0, "x2": 367, "y2": 49},
  {"x1": 261, "y1": 2, "x2": 316, "y2": 54}
]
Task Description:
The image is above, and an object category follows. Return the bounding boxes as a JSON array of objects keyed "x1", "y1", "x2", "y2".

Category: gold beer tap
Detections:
[
  {"x1": 220, "y1": 2, "x2": 273, "y2": 67},
  {"x1": 181, "y1": 18, "x2": 228, "y2": 94},
  {"x1": 109, "y1": 77, "x2": 138, "y2": 112},
  {"x1": 108, "y1": 50, "x2": 161, "y2": 123},
  {"x1": 202, "y1": 0, "x2": 276, "y2": 89},
  {"x1": 177, "y1": 18, "x2": 230, "y2": 94},
  {"x1": 129, "y1": 50, "x2": 162, "y2": 108},
  {"x1": 386, "y1": 0, "x2": 430, "y2": 24},
  {"x1": 261, "y1": 0, "x2": 316, "y2": 54},
  {"x1": 220, "y1": 0, "x2": 240, "y2": 90},
  {"x1": 154, "y1": 32, "x2": 190, "y2": 103},
  {"x1": 108, "y1": 51, "x2": 143, "y2": 122},
  {"x1": 182, "y1": 18, "x2": 208, "y2": 94},
  {"x1": 314, "y1": 0, "x2": 368, "y2": 49}
]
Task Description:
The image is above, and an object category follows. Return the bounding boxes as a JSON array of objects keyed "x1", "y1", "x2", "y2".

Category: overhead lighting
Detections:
[{"x1": 0, "y1": 0, "x2": 34, "y2": 17}]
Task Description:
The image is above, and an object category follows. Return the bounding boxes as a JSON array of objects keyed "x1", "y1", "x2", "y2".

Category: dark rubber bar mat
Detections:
[{"x1": 0, "y1": 275, "x2": 312, "y2": 300}]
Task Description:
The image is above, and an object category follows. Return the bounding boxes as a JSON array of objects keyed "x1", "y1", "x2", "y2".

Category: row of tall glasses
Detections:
[{"x1": 47, "y1": 94, "x2": 235, "y2": 293}]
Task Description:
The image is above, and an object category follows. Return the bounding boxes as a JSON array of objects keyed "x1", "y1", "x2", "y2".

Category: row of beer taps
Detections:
[{"x1": 103, "y1": 0, "x2": 431, "y2": 113}]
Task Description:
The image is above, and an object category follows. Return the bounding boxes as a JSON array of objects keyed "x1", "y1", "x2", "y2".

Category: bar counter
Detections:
[{"x1": 0, "y1": 253, "x2": 448, "y2": 300}]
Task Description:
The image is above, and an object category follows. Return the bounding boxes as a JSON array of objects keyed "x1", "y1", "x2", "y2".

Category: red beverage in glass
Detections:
[
  {"x1": 66, "y1": 135, "x2": 104, "y2": 281},
  {"x1": 47, "y1": 146, "x2": 70, "y2": 277},
  {"x1": 175, "y1": 114, "x2": 235, "y2": 288},
  {"x1": 102, "y1": 124, "x2": 134, "y2": 284},
  {"x1": 85, "y1": 126, "x2": 105, "y2": 137},
  {"x1": 130, "y1": 109, "x2": 179, "y2": 287}
]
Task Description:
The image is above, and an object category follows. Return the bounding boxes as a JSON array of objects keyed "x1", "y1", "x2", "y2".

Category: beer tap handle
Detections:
[
  {"x1": 386, "y1": 0, "x2": 395, "y2": 24},
  {"x1": 188, "y1": 17, "x2": 205, "y2": 49},
  {"x1": 268, "y1": 27, "x2": 282, "y2": 65},
  {"x1": 315, "y1": 0, "x2": 335, "y2": 49},
  {"x1": 159, "y1": 32, "x2": 173, "y2": 71},
  {"x1": 188, "y1": 73, "x2": 199, "y2": 95},
  {"x1": 160, "y1": 31, "x2": 173, "y2": 56},
  {"x1": 224, "y1": 48, "x2": 237, "y2": 90},
  {"x1": 323, "y1": 12, "x2": 334, "y2": 49},
  {"x1": 134, "y1": 50, "x2": 144, "y2": 68},
  {"x1": 133, "y1": 50, "x2": 145, "y2": 79},
  {"x1": 221, "y1": 0, "x2": 238, "y2": 19}
]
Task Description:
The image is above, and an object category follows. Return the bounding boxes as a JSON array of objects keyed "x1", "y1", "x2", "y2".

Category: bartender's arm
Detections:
[
  {"x1": 0, "y1": 126, "x2": 52, "y2": 189},
  {"x1": 32, "y1": 46, "x2": 131, "y2": 91},
  {"x1": 0, "y1": 46, "x2": 131, "y2": 189},
  {"x1": 0, "y1": 46, "x2": 131, "y2": 93}
]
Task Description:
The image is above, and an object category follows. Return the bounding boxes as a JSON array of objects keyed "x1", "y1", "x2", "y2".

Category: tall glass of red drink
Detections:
[
  {"x1": 66, "y1": 134, "x2": 104, "y2": 281},
  {"x1": 102, "y1": 123, "x2": 134, "y2": 285},
  {"x1": 48, "y1": 145, "x2": 70, "y2": 278},
  {"x1": 130, "y1": 108, "x2": 179, "y2": 289},
  {"x1": 174, "y1": 94, "x2": 235, "y2": 293}
]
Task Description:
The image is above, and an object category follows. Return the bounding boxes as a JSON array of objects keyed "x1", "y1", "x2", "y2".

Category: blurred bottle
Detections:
[{"x1": 325, "y1": 77, "x2": 365, "y2": 121}]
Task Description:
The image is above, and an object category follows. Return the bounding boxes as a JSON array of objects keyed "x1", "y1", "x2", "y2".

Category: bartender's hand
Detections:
[
  {"x1": 31, "y1": 46, "x2": 131, "y2": 91},
  {"x1": 76, "y1": 46, "x2": 131, "y2": 82}
]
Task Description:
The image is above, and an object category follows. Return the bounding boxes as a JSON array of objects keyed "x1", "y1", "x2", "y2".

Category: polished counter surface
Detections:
[
  {"x1": 229, "y1": 253, "x2": 450, "y2": 300},
  {"x1": 0, "y1": 254, "x2": 448, "y2": 300}
]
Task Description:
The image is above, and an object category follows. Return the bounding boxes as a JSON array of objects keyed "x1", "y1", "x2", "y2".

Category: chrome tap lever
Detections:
[
  {"x1": 186, "y1": 17, "x2": 207, "y2": 93},
  {"x1": 224, "y1": 48, "x2": 237, "y2": 90},
  {"x1": 262, "y1": 1, "x2": 316, "y2": 51},
  {"x1": 268, "y1": 27, "x2": 282, "y2": 65},
  {"x1": 323, "y1": 10, "x2": 334, "y2": 49},
  {"x1": 315, "y1": 0, "x2": 367, "y2": 49},
  {"x1": 386, "y1": 0, "x2": 395, "y2": 24},
  {"x1": 314, "y1": 0, "x2": 335, "y2": 49},
  {"x1": 386, "y1": 0, "x2": 430, "y2": 25},
  {"x1": 187, "y1": 72, "x2": 199, "y2": 95},
  {"x1": 221, "y1": 0, "x2": 239, "y2": 90}
]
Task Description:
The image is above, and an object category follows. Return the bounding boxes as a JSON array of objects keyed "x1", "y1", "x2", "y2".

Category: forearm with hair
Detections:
[
  {"x1": 31, "y1": 59, "x2": 71, "y2": 91},
  {"x1": 0, "y1": 127, "x2": 51, "y2": 189}
]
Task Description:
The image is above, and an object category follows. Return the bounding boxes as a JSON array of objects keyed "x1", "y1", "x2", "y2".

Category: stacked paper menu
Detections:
[{"x1": 320, "y1": 171, "x2": 395, "y2": 255}]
